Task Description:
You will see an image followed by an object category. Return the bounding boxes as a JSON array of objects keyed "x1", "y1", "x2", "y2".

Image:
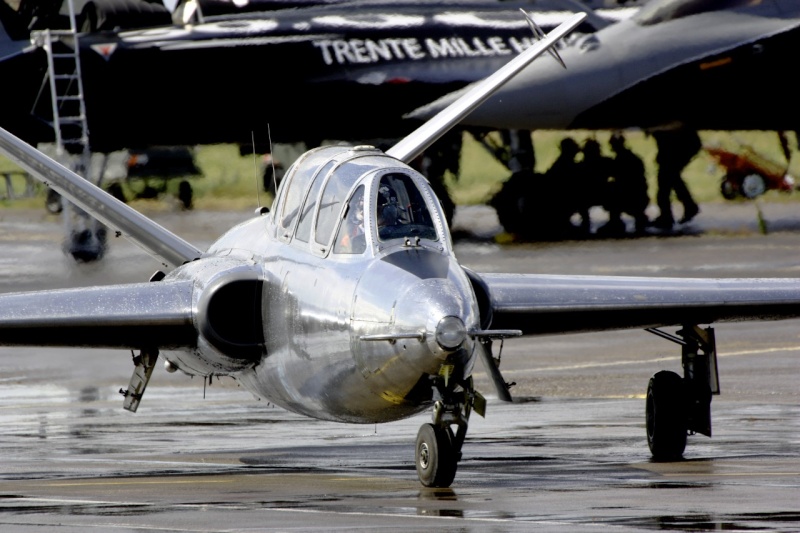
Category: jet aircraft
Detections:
[
  {"x1": 3, "y1": 12, "x2": 800, "y2": 489},
  {"x1": 409, "y1": 0, "x2": 800, "y2": 133},
  {"x1": 406, "y1": 0, "x2": 800, "y2": 229},
  {"x1": 0, "y1": 0, "x2": 628, "y2": 261},
  {"x1": 0, "y1": 0, "x2": 619, "y2": 153}
]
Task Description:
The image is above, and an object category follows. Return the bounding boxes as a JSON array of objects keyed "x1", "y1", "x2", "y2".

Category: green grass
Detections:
[{"x1": 2, "y1": 130, "x2": 799, "y2": 211}]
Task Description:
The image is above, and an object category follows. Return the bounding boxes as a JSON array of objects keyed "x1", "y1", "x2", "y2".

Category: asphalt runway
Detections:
[{"x1": 0, "y1": 203, "x2": 799, "y2": 532}]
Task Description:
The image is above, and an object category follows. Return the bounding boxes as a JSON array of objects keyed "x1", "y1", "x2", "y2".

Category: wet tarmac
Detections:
[{"x1": 0, "y1": 203, "x2": 799, "y2": 531}]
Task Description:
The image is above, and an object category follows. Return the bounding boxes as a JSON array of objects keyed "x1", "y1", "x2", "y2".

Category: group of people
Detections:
[{"x1": 492, "y1": 130, "x2": 702, "y2": 240}]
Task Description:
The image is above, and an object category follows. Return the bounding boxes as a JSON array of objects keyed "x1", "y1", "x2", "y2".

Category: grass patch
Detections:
[{"x1": 1, "y1": 130, "x2": 799, "y2": 211}]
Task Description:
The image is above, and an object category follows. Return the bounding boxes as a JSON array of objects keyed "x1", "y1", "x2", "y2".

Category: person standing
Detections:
[
  {"x1": 601, "y1": 133, "x2": 650, "y2": 235},
  {"x1": 575, "y1": 138, "x2": 614, "y2": 234},
  {"x1": 651, "y1": 128, "x2": 702, "y2": 229}
]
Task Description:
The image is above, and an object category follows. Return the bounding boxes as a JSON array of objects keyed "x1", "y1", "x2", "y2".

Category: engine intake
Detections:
[{"x1": 196, "y1": 269, "x2": 265, "y2": 360}]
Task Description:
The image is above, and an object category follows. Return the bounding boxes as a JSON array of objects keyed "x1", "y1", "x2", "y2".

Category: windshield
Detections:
[{"x1": 376, "y1": 173, "x2": 437, "y2": 242}]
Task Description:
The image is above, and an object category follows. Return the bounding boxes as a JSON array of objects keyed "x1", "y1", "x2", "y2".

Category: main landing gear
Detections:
[
  {"x1": 416, "y1": 375, "x2": 485, "y2": 487},
  {"x1": 645, "y1": 325, "x2": 719, "y2": 460}
]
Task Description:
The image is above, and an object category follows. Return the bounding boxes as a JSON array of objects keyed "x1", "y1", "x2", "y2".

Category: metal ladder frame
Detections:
[{"x1": 34, "y1": 0, "x2": 92, "y2": 177}]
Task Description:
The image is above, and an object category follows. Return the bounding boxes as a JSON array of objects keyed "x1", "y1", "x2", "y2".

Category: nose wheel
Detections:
[{"x1": 415, "y1": 423, "x2": 457, "y2": 487}]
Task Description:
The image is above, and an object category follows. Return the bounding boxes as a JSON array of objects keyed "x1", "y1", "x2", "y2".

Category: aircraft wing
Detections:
[
  {"x1": 0, "y1": 281, "x2": 196, "y2": 349},
  {"x1": 407, "y1": 3, "x2": 800, "y2": 131},
  {"x1": 0, "y1": 125, "x2": 202, "y2": 269},
  {"x1": 478, "y1": 273, "x2": 800, "y2": 336}
]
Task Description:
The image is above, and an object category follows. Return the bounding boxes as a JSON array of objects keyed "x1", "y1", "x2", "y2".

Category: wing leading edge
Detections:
[
  {"x1": 479, "y1": 273, "x2": 800, "y2": 336},
  {"x1": 0, "y1": 126, "x2": 202, "y2": 269},
  {"x1": 0, "y1": 281, "x2": 196, "y2": 349}
]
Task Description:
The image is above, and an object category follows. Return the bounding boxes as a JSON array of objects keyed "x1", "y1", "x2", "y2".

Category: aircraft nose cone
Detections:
[
  {"x1": 393, "y1": 277, "x2": 477, "y2": 368},
  {"x1": 435, "y1": 315, "x2": 467, "y2": 351},
  {"x1": 352, "y1": 252, "x2": 481, "y2": 386}
]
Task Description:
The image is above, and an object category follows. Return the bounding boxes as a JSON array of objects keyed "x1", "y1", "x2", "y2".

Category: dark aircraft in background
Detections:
[
  {"x1": 0, "y1": 0, "x2": 620, "y2": 154},
  {"x1": 413, "y1": 0, "x2": 800, "y2": 132},
  {"x1": 0, "y1": 0, "x2": 627, "y2": 261},
  {"x1": 409, "y1": 0, "x2": 800, "y2": 203},
  {"x1": 4, "y1": 12, "x2": 800, "y2": 489}
]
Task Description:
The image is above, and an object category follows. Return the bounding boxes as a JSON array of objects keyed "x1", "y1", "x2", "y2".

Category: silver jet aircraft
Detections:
[{"x1": 1, "y1": 12, "x2": 800, "y2": 488}]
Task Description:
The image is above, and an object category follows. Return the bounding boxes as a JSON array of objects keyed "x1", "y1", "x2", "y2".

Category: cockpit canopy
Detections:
[{"x1": 271, "y1": 144, "x2": 446, "y2": 257}]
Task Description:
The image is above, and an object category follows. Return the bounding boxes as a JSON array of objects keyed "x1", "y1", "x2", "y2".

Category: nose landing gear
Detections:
[{"x1": 415, "y1": 375, "x2": 485, "y2": 487}]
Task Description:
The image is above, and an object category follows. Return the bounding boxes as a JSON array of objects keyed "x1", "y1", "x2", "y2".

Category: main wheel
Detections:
[
  {"x1": 646, "y1": 370, "x2": 687, "y2": 460},
  {"x1": 415, "y1": 423, "x2": 458, "y2": 487}
]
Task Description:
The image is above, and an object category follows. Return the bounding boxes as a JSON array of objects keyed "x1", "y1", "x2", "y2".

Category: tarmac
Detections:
[{"x1": 0, "y1": 201, "x2": 798, "y2": 532}]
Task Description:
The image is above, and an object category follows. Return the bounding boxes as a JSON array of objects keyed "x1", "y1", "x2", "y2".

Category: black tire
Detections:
[
  {"x1": 415, "y1": 423, "x2": 458, "y2": 487},
  {"x1": 646, "y1": 370, "x2": 688, "y2": 460},
  {"x1": 720, "y1": 178, "x2": 737, "y2": 200}
]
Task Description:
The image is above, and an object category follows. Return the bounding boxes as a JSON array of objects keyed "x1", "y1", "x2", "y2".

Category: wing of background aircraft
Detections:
[
  {"x1": 1, "y1": 11, "x2": 799, "y2": 488},
  {"x1": 408, "y1": 0, "x2": 800, "y2": 132}
]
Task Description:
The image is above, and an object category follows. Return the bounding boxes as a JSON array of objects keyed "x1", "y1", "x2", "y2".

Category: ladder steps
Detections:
[{"x1": 40, "y1": 3, "x2": 91, "y2": 175}]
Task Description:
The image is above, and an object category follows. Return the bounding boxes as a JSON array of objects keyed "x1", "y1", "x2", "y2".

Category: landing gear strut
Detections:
[
  {"x1": 645, "y1": 325, "x2": 719, "y2": 460},
  {"x1": 416, "y1": 375, "x2": 484, "y2": 487}
]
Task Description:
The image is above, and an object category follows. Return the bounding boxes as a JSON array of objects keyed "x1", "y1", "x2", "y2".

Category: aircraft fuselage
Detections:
[{"x1": 161, "y1": 145, "x2": 481, "y2": 424}]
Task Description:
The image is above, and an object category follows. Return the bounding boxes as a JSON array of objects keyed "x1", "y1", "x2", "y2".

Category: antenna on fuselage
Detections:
[
  {"x1": 267, "y1": 124, "x2": 278, "y2": 197},
  {"x1": 251, "y1": 130, "x2": 262, "y2": 209}
]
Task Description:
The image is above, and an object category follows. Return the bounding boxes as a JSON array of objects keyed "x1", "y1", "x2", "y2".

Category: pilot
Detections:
[
  {"x1": 334, "y1": 188, "x2": 366, "y2": 254},
  {"x1": 378, "y1": 184, "x2": 399, "y2": 227}
]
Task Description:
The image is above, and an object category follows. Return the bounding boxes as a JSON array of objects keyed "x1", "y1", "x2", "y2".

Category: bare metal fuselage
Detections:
[
  {"x1": 160, "y1": 215, "x2": 479, "y2": 424},
  {"x1": 155, "y1": 145, "x2": 481, "y2": 426}
]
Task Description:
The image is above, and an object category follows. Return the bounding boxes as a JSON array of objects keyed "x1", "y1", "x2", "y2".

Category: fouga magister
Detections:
[{"x1": 2, "y1": 12, "x2": 800, "y2": 488}]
